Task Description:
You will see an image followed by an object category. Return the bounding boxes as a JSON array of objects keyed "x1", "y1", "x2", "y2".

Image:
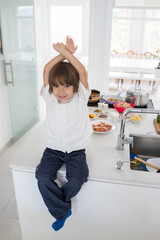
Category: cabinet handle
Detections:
[{"x1": 4, "y1": 60, "x2": 15, "y2": 86}]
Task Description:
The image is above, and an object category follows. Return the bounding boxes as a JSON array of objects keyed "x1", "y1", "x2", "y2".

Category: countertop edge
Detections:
[{"x1": 11, "y1": 165, "x2": 160, "y2": 189}]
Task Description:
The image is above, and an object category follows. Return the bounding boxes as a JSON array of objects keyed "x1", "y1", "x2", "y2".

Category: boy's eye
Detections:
[
  {"x1": 53, "y1": 85, "x2": 58, "y2": 88},
  {"x1": 65, "y1": 84, "x2": 70, "y2": 88}
]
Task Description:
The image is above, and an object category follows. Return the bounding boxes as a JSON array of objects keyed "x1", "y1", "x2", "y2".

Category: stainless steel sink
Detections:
[{"x1": 129, "y1": 133, "x2": 160, "y2": 171}]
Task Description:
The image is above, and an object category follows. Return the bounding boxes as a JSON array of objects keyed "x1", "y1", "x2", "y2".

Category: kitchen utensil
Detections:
[
  {"x1": 146, "y1": 158, "x2": 160, "y2": 172},
  {"x1": 98, "y1": 102, "x2": 104, "y2": 111},
  {"x1": 130, "y1": 153, "x2": 141, "y2": 167},
  {"x1": 126, "y1": 86, "x2": 149, "y2": 107},
  {"x1": 113, "y1": 101, "x2": 135, "y2": 113},
  {"x1": 102, "y1": 90, "x2": 125, "y2": 105},
  {"x1": 102, "y1": 95, "x2": 124, "y2": 105},
  {"x1": 134, "y1": 156, "x2": 160, "y2": 172},
  {"x1": 130, "y1": 153, "x2": 139, "y2": 161},
  {"x1": 88, "y1": 89, "x2": 100, "y2": 103},
  {"x1": 89, "y1": 113, "x2": 96, "y2": 120},
  {"x1": 98, "y1": 102, "x2": 108, "y2": 112},
  {"x1": 154, "y1": 119, "x2": 160, "y2": 134},
  {"x1": 92, "y1": 120, "x2": 115, "y2": 134},
  {"x1": 97, "y1": 113, "x2": 108, "y2": 119},
  {"x1": 130, "y1": 113, "x2": 142, "y2": 123}
]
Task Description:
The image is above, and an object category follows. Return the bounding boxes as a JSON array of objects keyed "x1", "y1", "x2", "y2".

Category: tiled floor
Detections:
[
  {"x1": 0, "y1": 145, "x2": 22, "y2": 240},
  {"x1": 0, "y1": 79, "x2": 159, "y2": 240}
]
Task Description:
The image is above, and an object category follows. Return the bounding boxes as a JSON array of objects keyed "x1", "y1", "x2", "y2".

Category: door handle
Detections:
[{"x1": 4, "y1": 60, "x2": 15, "y2": 86}]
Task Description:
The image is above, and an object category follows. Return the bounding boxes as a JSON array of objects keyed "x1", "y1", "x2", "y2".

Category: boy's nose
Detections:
[{"x1": 59, "y1": 86, "x2": 64, "y2": 94}]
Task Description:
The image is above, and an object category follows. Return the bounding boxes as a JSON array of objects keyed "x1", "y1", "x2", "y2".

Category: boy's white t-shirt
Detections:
[{"x1": 41, "y1": 82, "x2": 93, "y2": 153}]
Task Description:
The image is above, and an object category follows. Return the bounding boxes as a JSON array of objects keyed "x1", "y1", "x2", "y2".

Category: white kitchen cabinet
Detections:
[{"x1": 12, "y1": 168, "x2": 160, "y2": 240}]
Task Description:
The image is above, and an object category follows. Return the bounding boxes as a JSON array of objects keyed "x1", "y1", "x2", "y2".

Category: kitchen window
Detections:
[
  {"x1": 111, "y1": 0, "x2": 160, "y2": 55},
  {"x1": 47, "y1": 0, "x2": 90, "y2": 57}
]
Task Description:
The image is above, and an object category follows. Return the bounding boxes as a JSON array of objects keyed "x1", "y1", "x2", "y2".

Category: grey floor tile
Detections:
[
  {"x1": 1, "y1": 197, "x2": 19, "y2": 220},
  {"x1": 0, "y1": 175, "x2": 15, "y2": 215},
  {"x1": 0, "y1": 218, "x2": 22, "y2": 240}
]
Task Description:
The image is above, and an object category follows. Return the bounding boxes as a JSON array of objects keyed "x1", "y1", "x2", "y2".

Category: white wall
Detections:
[
  {"x1": 0, "y1": 56, "x2": 12, "y2": 151},
  {"x1": 88, "y1": 0, "x2": 114, "y2": 93},
  {"x1": 34, "y1": 0, "x2": 48, "y2": 121}
]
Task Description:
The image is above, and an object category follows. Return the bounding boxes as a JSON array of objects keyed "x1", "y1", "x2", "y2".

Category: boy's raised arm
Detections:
[
  {"x1": 53, "y1": 41, "x2": 88, "y2": 89},
  {"x1": 43, "y1": 36, "x2": 77, "y2": 88},
  {"x1": 43, "y1": 54, "x2": 65, "y2": 88}
]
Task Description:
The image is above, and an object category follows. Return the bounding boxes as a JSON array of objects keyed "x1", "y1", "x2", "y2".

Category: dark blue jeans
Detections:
[{"x1": 35, "y1": 148, "x2": 89, "y2": 220}]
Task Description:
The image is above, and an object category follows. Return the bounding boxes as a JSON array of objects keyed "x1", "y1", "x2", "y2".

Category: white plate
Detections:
[
  {"x1": 146, "y1": 158, "x2": 160, "y2": 172},
  {"x1": 130, "y1": 113, "x2": 142, "y2": 123},
  {"x1": 91, "y1": 120, "x2": 115, "y2": 134}
]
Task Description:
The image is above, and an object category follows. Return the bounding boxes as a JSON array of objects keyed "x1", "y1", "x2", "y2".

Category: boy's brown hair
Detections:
[{"x1": 49, "y1": 62, "x2": 79, "y2": 94}]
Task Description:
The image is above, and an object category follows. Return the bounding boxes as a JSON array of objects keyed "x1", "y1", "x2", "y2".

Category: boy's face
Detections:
[{"x1": 52, "y1": 83, "x2": 74, "y2": 102}]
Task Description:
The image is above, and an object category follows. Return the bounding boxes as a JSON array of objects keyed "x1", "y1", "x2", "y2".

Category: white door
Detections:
[{"x1": 0, "y1": 0, "x2": 38, "y2": 141}]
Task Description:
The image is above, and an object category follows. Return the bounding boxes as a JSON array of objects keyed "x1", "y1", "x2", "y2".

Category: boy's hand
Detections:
[
  {"x1": 52, "y1": 42, "x2": 66, "y2": 54},
  {"x1": 65, "y1": 36, "x2": 77, "y2": 54},
  {"x1": 53, "y1": 36, "x2": 77, "y2": 55}
]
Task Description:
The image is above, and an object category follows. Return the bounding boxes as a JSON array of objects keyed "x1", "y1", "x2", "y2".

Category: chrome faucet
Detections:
[{"x1": 117, "y1": 108, "x2": 160, "y2": 150}]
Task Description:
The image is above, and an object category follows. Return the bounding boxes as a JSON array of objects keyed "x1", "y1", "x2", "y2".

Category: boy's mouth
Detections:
[
  {"x1": 58, "y1": 95, "x2": 68, "y2": 101},
  {"x1": 59, "y1": 96, "x2": 67, "y2": 99}
]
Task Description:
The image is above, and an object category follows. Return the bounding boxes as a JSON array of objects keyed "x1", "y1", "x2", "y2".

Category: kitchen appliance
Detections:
[
  {"x1": 88, "y1": 89, "x2": 101, "y2": 104},
  {"x1": 126, "y1": 86, "x2": 149, "y2": 107}
]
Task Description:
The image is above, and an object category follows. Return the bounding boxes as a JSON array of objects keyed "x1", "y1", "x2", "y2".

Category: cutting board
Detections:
[{"x1": 154, "y1": 119, "x2": 160, "y2": 134}]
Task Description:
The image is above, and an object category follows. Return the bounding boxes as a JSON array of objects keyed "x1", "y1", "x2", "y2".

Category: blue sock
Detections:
[{"x1": 52, "y1": 210, "x2": 72, "y2": 231}]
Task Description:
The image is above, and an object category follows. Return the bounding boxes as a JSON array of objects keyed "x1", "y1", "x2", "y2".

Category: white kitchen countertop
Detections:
[{"x1": 10, "y1": 107, "x2": 160, "y2": 189}]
